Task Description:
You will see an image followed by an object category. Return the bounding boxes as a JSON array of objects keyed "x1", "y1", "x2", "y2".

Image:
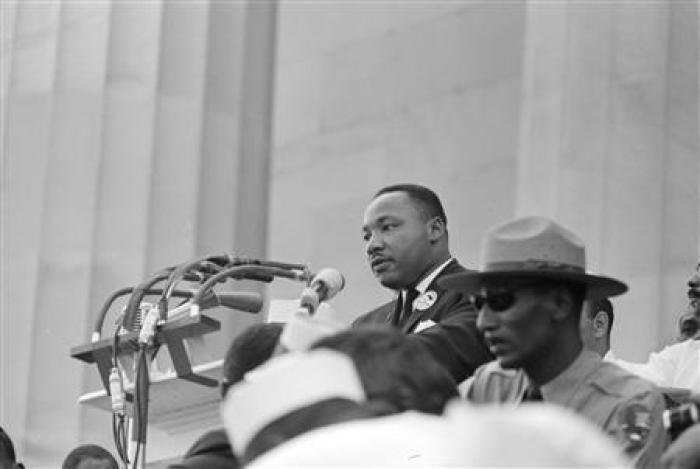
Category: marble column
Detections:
[
  {"x1": 517, "y1": 1, "x2": 699, "y2": 359},
  {"x1": 1, "y1": 0, "x2": 278, "y2": 464}
]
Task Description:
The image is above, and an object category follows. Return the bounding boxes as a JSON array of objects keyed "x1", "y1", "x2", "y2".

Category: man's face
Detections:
[
  {"x1": 677, "y1": 311, "x2": 699, "y2": 342},
  {"x1": 362, "y1": 192, "x2": 434, "y2": 290},
  {"x1": 687, "y1": 262, "x2": 700, "y2": 313},
  {"x1": 474, "y1": 279, "x2": 561, "y2": 369}
]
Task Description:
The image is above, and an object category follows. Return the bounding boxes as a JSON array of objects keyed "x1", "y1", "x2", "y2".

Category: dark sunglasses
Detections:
[
  {"x1": 470, "y1": 280, "x2": 547, "y2": 312},
  {"x1": 470, "y1": 290, "x2": 517, "y2": 312}
]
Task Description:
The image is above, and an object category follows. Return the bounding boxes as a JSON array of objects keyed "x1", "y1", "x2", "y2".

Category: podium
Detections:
[{"x1": 70, "y1": 313, "x2": 225, "y2": 434}]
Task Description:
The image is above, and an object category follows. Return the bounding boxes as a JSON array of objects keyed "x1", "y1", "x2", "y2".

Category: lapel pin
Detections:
[{"x1": 414, "y1": 290, "x2": 437, "y2": 311}]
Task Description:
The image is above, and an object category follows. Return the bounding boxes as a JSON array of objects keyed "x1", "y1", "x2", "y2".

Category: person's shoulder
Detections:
[
  {"x1": 662, "y1": 338, "x2": 700, "y2": 354},
  {"x1": 352, "y1": 300, "x2": 394, "y2": 326},
  {"x1": 174, "y1": 428, "x2": 238, "y2": 469},
  {"x1": 432, "y1": 260, "x2": 476, "y2": 313},
  {"x1": 185, "y1": 428, "x2": 231, "y2": 457},
  {"x1": 438, "y1": 259, "x2": 472, "y2": 277},
  {"x1": 593, "y1": 360, "x2": 663, "y2": 400}
]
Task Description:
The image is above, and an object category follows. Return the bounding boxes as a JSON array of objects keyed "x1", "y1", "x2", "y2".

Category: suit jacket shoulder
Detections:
[
  {"x1": 354, "y1": 260, "x2": 493, "y2": 383},
  {"x1": 353, "y1": 260, "x2": 471, "y2": 328},
  {"x1": 352, "y1": 299, "x2": 395, "y2": 327}
]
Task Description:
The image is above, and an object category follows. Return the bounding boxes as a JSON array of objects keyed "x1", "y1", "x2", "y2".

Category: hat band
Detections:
[{"x1": 483, "y1": 260, "x2": 585, "y2": 274}]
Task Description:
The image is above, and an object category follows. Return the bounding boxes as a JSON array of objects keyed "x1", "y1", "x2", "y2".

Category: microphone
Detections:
[
  {"x1": 199, "y1": 290, "x2": 264, "y2": 313},
  {"x1": 168, "y1": 290, "x2": 265, "y2": 320},
  {"x1": 299, "y1": 268, "x2": 345, "y2": 314}
]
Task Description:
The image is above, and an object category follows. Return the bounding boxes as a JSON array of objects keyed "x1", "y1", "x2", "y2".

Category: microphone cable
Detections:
[
  {"x1": 189, "y1": 264, "x2": 309, "y2": 315},
  {"x1": 132, "y1": 344, "x2": 150, "y2": 469},
  {"x1": 123, "y1": 267, "x2": 176, "y2": 332},
  {"x1": 111, "y1": 323, "x2": 129, "y2": 467},
  {"x1": 157, "y1": 254, "x2": 232, "y2": 320}
]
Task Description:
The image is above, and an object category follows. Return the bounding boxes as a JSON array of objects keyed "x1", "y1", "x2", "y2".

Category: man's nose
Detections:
[
  {"x1": 688, "y1": 273, "x2": 700, "y2": 287},
  {"x1": 365, "y1": 232, "x2": 383, "y2": 255},
  {"x1": 476, "y1": 306, "x2": 498, "y2": 332}
]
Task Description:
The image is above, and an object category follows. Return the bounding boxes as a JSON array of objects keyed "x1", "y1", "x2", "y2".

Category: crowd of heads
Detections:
[
  {"x1": 62, "y1": 444, "x2": 118, "y2": 469},
  {"x1": 212, "y1": 321, "x2": 632, "y2": 467},
  {"x1": 216, "y1": 325, "x2": 461, "y2": 465},
  {"x1": 1, "y1": 428, "x2": 119, "y2": 469}
]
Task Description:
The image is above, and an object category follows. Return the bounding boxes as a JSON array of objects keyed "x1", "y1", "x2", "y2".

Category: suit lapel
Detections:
[
  {"x1": 401, "y1": 303, "x2": 423, "y2": 333},
  {"x1": 401, "y1": 260, "x2": 463, "y2": 333}
]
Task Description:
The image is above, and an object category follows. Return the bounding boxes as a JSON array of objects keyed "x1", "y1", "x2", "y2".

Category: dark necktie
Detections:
[
  {"x1": 400, "y1": 289, "x2": 419, "y2": 325},
  {"x1": 522, "y1": 385, "x2": 543, "y2": 402}
]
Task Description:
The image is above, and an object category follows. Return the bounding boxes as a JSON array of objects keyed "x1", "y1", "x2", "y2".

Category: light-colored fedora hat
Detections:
[{"x1": 439, "y1": 216, "x2": 627, "y2": 298}]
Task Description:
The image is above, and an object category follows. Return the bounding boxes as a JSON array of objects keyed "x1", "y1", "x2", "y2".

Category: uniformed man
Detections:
[{"x1": 440, "y1": 216, "x2": 667, "y2": 468}]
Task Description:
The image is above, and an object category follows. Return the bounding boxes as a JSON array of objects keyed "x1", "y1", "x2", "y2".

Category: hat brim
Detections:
[{"x1": 438, "y1": 269, "x2": 628, "y2": 299}]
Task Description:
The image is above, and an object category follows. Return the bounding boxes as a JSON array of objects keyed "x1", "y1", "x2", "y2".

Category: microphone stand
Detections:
[{"x1": 72, "y1": 257, "x2": 312, "y2": 469}]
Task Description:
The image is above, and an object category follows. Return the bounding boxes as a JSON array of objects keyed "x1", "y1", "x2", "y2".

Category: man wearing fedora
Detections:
[
  {"x1": 440, "y1": 216, "x2": 666, "y2": 468},
  {"x1": 354, "y1": 183, "x2": 492, "y2": 383}
]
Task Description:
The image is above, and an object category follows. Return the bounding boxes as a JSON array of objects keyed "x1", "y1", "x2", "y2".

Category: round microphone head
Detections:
[{"x1": 314, "y1": 268, "x2": 345, "y2": 300}]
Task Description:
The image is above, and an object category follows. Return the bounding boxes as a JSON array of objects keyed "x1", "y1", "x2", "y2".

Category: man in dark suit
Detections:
[{"x1": 354, "y1": 183, "x2": 492, "y2": 382}]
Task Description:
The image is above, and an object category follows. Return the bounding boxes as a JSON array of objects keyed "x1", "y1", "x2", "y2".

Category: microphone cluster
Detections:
[{"x1": 91, "y1": 253, "x2": 327, "y2": 469}]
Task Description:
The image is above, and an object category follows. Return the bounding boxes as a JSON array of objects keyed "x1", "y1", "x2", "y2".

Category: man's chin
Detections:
[
  {"x1": 376, "y1": 273, "x2": 403, "y2": 290},
  {"x1": 495, "y1": 355, "x2": 521, "y2": 369}
]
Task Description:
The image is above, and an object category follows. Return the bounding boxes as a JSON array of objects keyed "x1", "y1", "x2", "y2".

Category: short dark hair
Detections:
[
  {"x1": 585, "y1": 297, "x2": 614, "y2": 334},
  {"x1": 0, "y1": 427, "x2": 20, "y2": 467},
  {"x1": 221, "y1": 322, "x2": 284, "y2": 397},
  {"x1": 62, "y1": 444, "x2": 117, "y2": 469},
  {"x1": 311, "y1": 326, "x2": 458, "y2": 415},
  {"x1": 374, "y1": 184, "x2": 447, "y2": 226}
]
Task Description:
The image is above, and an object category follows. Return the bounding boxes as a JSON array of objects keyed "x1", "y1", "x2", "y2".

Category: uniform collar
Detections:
[{"x1": 537, "y1": 349, "x2": 601, "y2": 405}]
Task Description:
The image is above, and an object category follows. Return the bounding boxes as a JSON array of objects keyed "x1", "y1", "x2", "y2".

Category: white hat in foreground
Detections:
[
  {"x1": 221, "y1": 349, "x2": 365, "y2": 456},
  {"x1": 249, "y1": 400, "x2": 630, "y2": 468}
]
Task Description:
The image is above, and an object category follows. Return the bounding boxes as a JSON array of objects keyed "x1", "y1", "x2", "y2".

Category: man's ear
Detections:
[
  {"x1": 427, "y1": 216, "x2": 446, "y2": 243},
  {"x1": 593, "y1": 311, "x2": 609, "y2": 338}
]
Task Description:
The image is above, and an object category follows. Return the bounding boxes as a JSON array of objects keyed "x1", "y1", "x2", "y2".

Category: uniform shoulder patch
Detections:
[{"x1": 617, "y1": 401, "x2": 652, "y2": 452}]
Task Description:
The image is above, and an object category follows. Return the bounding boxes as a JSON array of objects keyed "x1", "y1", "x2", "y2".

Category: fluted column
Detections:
[
  {"x1": 2, "y1": 0, "x2": 64, "y2": 457},
  {"x1": 1, "y1": 0, "x2": 278, "y2": 465},
  {"x1": 517, "y1": 1, "x2": 699, "y2": 359}
]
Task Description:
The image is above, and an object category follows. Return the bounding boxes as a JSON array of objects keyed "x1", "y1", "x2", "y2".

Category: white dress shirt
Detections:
[{"x1": 612, "y1": 339, "x2": 700, "y2": 392}]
